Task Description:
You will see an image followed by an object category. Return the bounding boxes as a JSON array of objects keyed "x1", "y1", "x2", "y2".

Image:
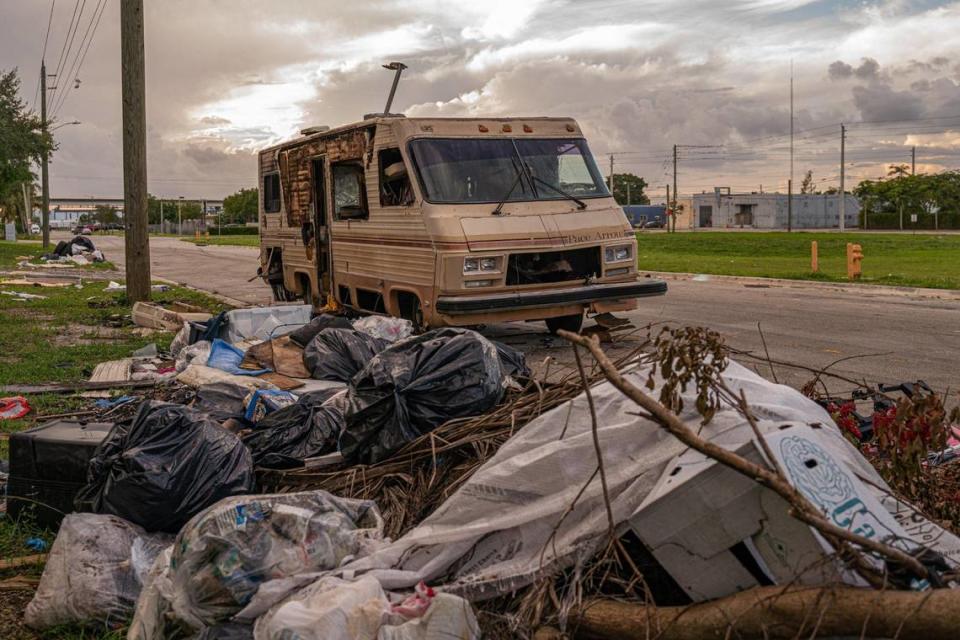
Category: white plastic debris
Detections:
[
  {"x1": 24, "y1": 513, "x2": 171, "y2": 630},
  {"x1": 352, "y1": 316, "x2": 413, "y2": 343},
  {"x1": 0, "y1": 290, "x2": 47, "y2": 300},
  {"x1": 175, "y1": 340, "x2": 211, "y2": 372},
  {"x1": 176, "y1": 364, "x2": 277, "y2": 391},
  {"x1": 129, "y1": 491, "x2": 385, "y2": 638},
  {"x1": 222, "y1": 305, "x2": 313, "y2": 343}
]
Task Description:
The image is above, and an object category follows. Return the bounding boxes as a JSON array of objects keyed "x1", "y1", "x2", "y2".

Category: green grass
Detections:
[
  {"x1": 179, "y1": 235, "x2": 260, "y2": 247},
  {"x1": 636, "y1": 232, "x2": 960, "y2": 289}
]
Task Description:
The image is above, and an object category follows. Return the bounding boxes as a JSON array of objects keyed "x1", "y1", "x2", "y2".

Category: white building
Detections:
[{"x1": 691, "y1": 189, "x2": 860, "y2": 229}]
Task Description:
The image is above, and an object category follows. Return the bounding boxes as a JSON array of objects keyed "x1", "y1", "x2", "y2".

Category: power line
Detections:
[
  {"x1": 53, "y1": 0, "x2": 107, "y2": 117},
  {"x1": 48, "y1": 0, "x2": 87, "y2": 112},
  {"x1": 32, "y1": 0, "x2": 58, "y2": 111}
]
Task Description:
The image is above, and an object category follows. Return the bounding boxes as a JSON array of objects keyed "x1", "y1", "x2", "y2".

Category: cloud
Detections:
[{"x1": 829, "y1": 60, "x2": 853, "y2": 80}]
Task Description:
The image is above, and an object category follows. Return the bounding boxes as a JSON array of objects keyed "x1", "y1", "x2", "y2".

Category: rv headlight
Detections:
[
  {"x1": 604, "y1": 244, "x2": 632, "y2": 263},
  {"x1": 464, "y1": 256, "x2": 500, "y2": 273}
]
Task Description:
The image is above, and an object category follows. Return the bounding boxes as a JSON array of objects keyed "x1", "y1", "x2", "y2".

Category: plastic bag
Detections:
[
  {"x1": 0, "y1": 396, "x2": 30, "y2": 419},
  {"x1": 303, "y1": 328, "x2": 390, "y2": 382},
  {"x1": 492, "y1": 340, "x2": 531, "y2": 380},
  {"x1": 24, "y1": 513, "x2": 171, "y2": 630},
  {"x1": 207, "y1": 339, "x2": 270, "y2": 376},
  {"x1": 191, "y1": 382, "x2": 251, "y2": 424},
  {"x1": 288, "y1": 314, "x2": 354, "y2": 348},
  {"x1": 341, "y1": 328, "x2": 504, "y2": 465},
  {"x1": 176, "y1": 340, "x2": 211, "y2": 372},
  {"x1": 177, "y1": 364, "x2": 278, "y2": 391},
  {"x1": 130, "y1": 491, "x2": 384, "y2": 635},
  {"x1": 169, "y1": 321, "x2": 192, "y2": 358},
  {"x1": 76, "y1": 401, "x2": 256, "y2": 533},
  {"x1": 242, "y1": 390, "x2": 344, "y2": 468},
  {"x1": 352, "y1": 316, "x2": 413, "y2": 343}
]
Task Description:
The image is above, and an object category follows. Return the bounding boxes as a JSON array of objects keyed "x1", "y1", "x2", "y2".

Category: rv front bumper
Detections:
[{"x1": 435, "y1": 279, "x2": 667, "y2": 315}]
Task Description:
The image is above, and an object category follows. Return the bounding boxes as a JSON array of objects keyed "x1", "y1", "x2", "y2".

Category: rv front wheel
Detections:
[{"x1": 545, "y1": 312, "x2": 584, "y2": 335}]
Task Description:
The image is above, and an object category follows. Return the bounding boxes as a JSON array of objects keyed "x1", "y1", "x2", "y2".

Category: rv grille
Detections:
[{"x1": 506, "y1": 246, "x2": 602, "y2": 286}]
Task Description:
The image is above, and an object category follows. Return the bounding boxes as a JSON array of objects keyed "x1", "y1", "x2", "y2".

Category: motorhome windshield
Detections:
[{"x1": 409, "y1": 137, "x2": 609, "y2": 204}]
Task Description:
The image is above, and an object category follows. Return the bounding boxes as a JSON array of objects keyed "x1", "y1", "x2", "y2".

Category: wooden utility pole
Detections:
[
  {"x1": 665, "y1": 185, "x2": 670, "y2": 233},
  {"x1": 838, "y1": 124, "x2": 846, "y2": 232},
  {"x1": 40, "y1": 61, "x2": 51, "y2": 248},
  {"x1": 911, "y1": 146, "x2": 916, "y2": 175},
  {"x1": 787, "y1": 179, "x2": 792, "y2": 232},
  {"x1": 121, "y1": 0, "x2": 151, "y2": 301},
  {"x1": 672, "y1": 144, "x2": 678, "y2": 232},
  {"x1": 608, "y1": 154, "x2": 614, "y2": 193}
]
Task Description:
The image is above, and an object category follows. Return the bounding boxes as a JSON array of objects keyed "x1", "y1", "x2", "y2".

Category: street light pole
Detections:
[{"x1": 178, "y1": 196, "x2": 183, "y2": 236}]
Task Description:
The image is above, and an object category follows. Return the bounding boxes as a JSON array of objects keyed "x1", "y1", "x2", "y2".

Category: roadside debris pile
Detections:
[
  {"x1": 9, "y1": 311, "x2": 960, "y2": 638},
  {"x1": 29, "y1": 234, "x2": 107, "y2": 266}
]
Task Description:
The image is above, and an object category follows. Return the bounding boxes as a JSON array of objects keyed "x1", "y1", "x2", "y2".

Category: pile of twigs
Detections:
[{"x1": 260, "y1": 344, "x2": 651, "y2": 539}]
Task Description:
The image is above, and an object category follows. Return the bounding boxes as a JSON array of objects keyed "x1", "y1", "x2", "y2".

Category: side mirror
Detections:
[{"x1": 339, "y1": 205, "x2": 367, "y2": 220}]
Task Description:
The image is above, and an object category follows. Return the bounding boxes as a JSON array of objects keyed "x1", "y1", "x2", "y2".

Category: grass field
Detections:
[
  {"x1": 180, "y1": 235, "x2": 259, "y2": 247},
  {"x1": 0, "y1": 241, "x2": 228, "y2": 639},
  {"x1": 636, "y1": 232, "x2": 960, "y2": 290}
]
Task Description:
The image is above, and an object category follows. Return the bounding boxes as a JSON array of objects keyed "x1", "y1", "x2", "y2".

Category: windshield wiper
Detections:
[
  {"x1": 491, "y1": 159, "x2": 526, "y2": 215},
  {"x1": 528, "y1": 175, "x2": 587, "y2": 209}
]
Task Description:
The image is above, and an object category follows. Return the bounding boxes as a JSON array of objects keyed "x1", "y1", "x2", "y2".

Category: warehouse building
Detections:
[{"x1": 690, "y1": 188, "x2": 860, "y2": 229}]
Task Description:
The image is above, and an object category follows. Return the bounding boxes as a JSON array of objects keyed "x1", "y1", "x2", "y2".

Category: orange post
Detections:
[
  {"x1": 846, "y1": 243, "x2": 863, "y2": 279},
  {"x1": 811, "y1": 241, "x2": 819, "y2": 272}
]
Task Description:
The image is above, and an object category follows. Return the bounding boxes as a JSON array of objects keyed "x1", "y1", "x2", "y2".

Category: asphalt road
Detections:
[{"x1": 86, "y1": 232, "x2": 960, "y2": 398}]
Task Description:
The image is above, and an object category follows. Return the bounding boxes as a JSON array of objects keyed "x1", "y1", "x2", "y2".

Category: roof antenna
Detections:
[{"x1": 382, "y1": 62, "x2": 407, "y2": 114}]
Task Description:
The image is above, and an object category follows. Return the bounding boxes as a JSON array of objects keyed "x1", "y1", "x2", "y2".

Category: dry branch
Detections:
[{"x1": 571, "y1": 586, "x2": 959, "y2": 640}]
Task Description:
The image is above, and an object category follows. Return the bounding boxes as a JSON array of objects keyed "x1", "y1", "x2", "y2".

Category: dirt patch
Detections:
[
  {"x1": 0, "y1": 589, "x2": 38, "y2": 640},
  {"x1": 0, "y1": 309, "x2": 54, "y2": 322},
  {"x1": 51, "y1": 324, "x2": 124, "y2": 346}
]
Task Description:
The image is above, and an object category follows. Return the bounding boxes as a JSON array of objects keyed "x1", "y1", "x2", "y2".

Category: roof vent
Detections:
[{"x1": 301, "y1": 125, "x2": 330, "y2": 136}]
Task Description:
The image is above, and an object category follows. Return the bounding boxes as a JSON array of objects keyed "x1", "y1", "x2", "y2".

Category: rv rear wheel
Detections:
[{"x1": 545, "y1": 312, "x2": 584, "y2": 335}]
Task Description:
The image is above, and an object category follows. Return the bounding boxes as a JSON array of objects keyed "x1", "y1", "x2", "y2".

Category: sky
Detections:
[{"x1": 4, "y1": 0, "x2": 960, "y2": 200}]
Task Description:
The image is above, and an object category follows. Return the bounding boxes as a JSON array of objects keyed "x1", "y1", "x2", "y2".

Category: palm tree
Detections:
[{"x1": 887, "y1": 164, "x2": 910, "y2": 179}]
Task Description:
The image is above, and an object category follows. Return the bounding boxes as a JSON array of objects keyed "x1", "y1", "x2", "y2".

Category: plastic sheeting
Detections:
[
  {"x1": 492, "y1": 340, "x2": 531, "y2": 380},
  {"x1": 352, "y1": 316, "x2": 413, "y2": 343},
  {"x1": 77, "y1": 401, "x2": 256, "y2": 533},
  {"x1": 289, "y1": 314, "x2": 354, "y2": 348},
  {"x1": 242, "y1": 390, "x2": 344, "y2": 469},
  {"x1": 177, "y1": 364, "x2": 279, "y2": 392},
  {"x1": 340, "y1": 328, "x2": 504, "y2": 465},
  {"x1": 24, "y1": 513, "x2": 171, "y2": 629},
  {"x1": 127, "y1": 491, "x2": 385, "y2": 638},
  {"x1": 303, "y1": 328, "x2": 389, "y2": 382},
  {"x1": 329, "y1": 361, "x2": 859, "y2": 601}
]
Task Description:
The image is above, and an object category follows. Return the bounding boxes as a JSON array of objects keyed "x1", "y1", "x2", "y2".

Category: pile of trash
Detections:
[
  {"x1": 13, "y1": 308, "x2": 960, "y2": 638},
  {"x1": 35, "y1": 234, "x2": 107, "y2": 266}
]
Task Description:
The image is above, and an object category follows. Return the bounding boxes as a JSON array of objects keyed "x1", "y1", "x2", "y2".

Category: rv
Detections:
[{"x1": 257, "y1": 114, "x2": 666, "y2": 333}]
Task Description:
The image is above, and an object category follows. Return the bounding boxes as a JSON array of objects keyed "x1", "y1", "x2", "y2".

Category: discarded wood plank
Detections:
[
  {"x1": 0, "y1": 554, "x2": 46, "y2": 571},
  {"x1": 571, "y1": 586, "x2": 960, "y2": 640},
  {"x1": 0, "y1": 575, "x2": 40, "y2": 591},
  {"x1": 0, "y1": 379, "x2": 161, "y2": 395}
]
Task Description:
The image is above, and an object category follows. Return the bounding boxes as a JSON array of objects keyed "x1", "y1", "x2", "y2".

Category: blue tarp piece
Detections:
[{"x1": 206, "y1": 339, "x2": 270, "y2": 377}]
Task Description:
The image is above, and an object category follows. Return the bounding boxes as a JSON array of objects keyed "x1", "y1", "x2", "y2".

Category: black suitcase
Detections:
[{"x1": 7, "y1": 420, "x2": 113, "y2": 529}]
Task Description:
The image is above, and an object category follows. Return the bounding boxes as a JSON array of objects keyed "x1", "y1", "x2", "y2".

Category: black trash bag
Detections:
[
  {"x1": 341, "y1": 328, "x2": 504, "y2": 465},
  {"x1": 76, "y1": 401, "x2": 255, "y2": 533},
  {"x1": 492, "y1": 340, "x2": 531, "y2": 379},
  {"x1": 303, "y1": 328, "x2": 390, "y2": 382},
  {"x1": 288, "y1": 313, "x2": 354, "y2": 348},
  {"x1": 191, "y1": 382, "x2": 250, "y2": 423},
  {"x1": 53, "y1": 235, "x2": 96, "y2": 257},
  {"x1": 242, "y1": 390, "x2": 344, "y2": 469}
]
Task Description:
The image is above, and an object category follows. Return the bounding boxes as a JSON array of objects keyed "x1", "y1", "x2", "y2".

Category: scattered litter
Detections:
[
  {"x1": 175, "y1": 340, "x2": 211, "y2": 372},
  {"x1": 132, "y1": 343, "x2": 158, "y2": 359},
  {"x1": 24, "y1": 513, "x2": 171, "y2": 630},
  {"x1": 342, "y1": 328, "x2": 504, "y2": 465},
  {"x1": 206, "y1": 339, "x2": 270, "y2": 376},
  {"x1": 105, "y1": 281, "x2": 170, "y2": 293},
  {"x1": 0, "y1": 396, "x2": 31, "y2": 420},
  {"x1": 77, "y1": 401, "x2": 256, "y2": 533},
  {"x1": 243, "y1": 335, "x2": 311, "y2": 378},
  {"x1": 0, "y1": 290, "x2": 47, "y2": 301},
  {"x1": 191, "y1": 382, "x2": 251, "y2": 425},
  {"x1": 0, "y1": 278, "x2": 71, "y2": 287},
  {"x1": 692, "y1": 274, "x2": 711, "y2": 282},
  {"x1": 493, "y1": 340, "x2": 531, "y2": 379},
  {"x1": 133, "y1": 301, "x2": 212, "y2": 331},
  {"x1": 88, "y1": 358, "x2": 133, "y2": 384},
  {"x1": 93, "y1": 395, "x2": 136, "y2": 409},
  {"x1": 304, "y1": 328, "x2": 389, "y2": 382},
  {"x1": 243, "y1": 389, "x2": 298, "y2": 423},
  {"x1": 24, "y1": 537, "x2": 47, "y2": 552},
  {"x1": 352, "y1": 315, "x2": 414, "y2": 343},
  {"x1": 242, "y1": 390, "x2": 344, "y2": 469},
  {"x1": 127, "y1": 491, "x2": 384, "y2": 637}
]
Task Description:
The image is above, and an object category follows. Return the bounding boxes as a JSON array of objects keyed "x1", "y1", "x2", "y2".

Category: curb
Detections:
[{"x1": 641, "y1": 271, "x2": 960, "y2": 301}]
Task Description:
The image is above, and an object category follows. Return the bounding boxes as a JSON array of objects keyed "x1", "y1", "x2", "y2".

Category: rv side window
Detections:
[
  {"x1": 263, "y1": 173, "x2": 281, "y2": 213},
  {"x1": 332, "y1": 162, "x2": 368, "y2": 221},
  {"x1": 379, "y1": 148, "x2": 413, "y2": 207}
]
